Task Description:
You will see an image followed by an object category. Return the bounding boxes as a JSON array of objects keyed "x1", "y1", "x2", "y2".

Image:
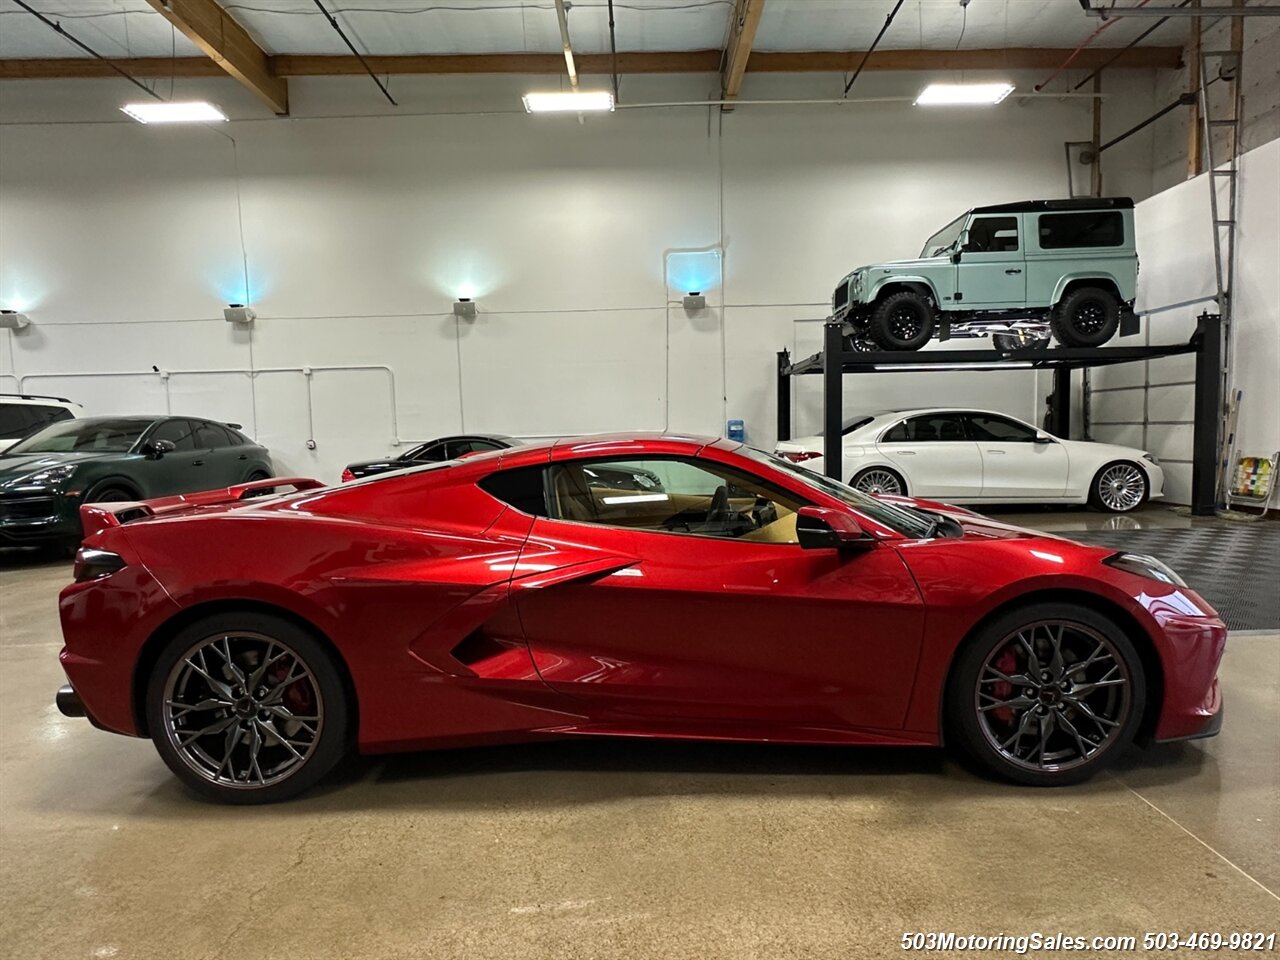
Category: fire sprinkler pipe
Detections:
[{"x1": 1036, "y1": 0, "x2": 1155, "y2": 91}]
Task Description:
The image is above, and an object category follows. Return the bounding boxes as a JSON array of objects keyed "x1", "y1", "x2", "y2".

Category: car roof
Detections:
[
  {"x1": 970, "y1": 197, "x2": 1134, "y2": 215},
  {"x1": 493, "y1": 432, "x2": 722, "y2": 469}
]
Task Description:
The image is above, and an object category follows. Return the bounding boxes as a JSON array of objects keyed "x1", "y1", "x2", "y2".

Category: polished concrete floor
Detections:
[{"x1": 2, "y1": 537, "x2": 1278, "y2": 959}]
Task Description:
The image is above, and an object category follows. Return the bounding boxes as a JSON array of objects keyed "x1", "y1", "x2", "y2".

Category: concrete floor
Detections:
[{"x1": 3, "y1": 520, "x2": 1278, "y2": 959}]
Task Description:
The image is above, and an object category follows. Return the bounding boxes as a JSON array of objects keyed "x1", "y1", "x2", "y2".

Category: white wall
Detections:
[
  {"x1": 1, "y1": 69, "x2": 1167, "y2": 483},
  {"x1": 1091, "y1": 137, "x2": 1280, "y2": 504}
]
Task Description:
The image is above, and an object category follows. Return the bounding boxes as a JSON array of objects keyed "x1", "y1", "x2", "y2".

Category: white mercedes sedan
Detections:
[{"x1": 775, "y1": 408, "x2": 1164, "y2": 513}]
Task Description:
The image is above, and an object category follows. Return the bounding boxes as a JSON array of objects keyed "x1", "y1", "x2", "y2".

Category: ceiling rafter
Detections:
[
  {"x1": 721, "y1": 0, "x2": 766, "y2": 110},
  {"x1": 142, "y1": 0, "x2": 288, "y2": 114},
  {"x1": 0, "y1": 47, "x2": 1183, "y2": 83}
]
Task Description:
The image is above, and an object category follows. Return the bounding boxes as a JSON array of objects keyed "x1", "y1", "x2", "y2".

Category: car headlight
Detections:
[
  {"x1": 22, "y1": 463, "x2": 77, "y2": 486},
  {"x1": 1142, "y1": 452, "x2": 1160, "y2": 465},
  {"x1": 1104, "y1": 552, "x2": 1186, "y2": 587}
]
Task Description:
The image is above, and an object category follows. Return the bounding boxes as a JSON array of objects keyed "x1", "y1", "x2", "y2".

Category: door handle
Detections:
[
  {"x1": 897, "y1": 450, "x2": 917, "y2": 455},
  {"x1": 238, "y1": 454, "x2": 248, "y2": 460},
  {"x1": 1005, "y1": 268, "x2": 1023, "y2": 275},
  {"x1": 192, "y1": 460, "x2": 205, "y2": 466},
  {"x1": 985, "y1": 449, "x2": 1007, "y2": 455}
]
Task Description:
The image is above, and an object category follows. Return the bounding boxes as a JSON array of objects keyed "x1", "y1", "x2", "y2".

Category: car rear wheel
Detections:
[
  {"x1": 850, "y1": 466, "x2": 905, "y2": 496},
  {"x1": 241, "y1": 470, "x2": 275, "y2": 498},
  {"x1": 946, "y1": 603, "x2": 1144, "y2": 786},
  {"x1": 1050, "y1": 286, "x2": 1120, "y2": 347},
  {"x1": 1089, "y1": 461, "x2": 1147, "y2": 513},
  {"x1": 145, "y1": 612, "x2": 350, "y2": 804},
  {"x1": 868, "y1": 291, "x2": 935, "y2": 351}
]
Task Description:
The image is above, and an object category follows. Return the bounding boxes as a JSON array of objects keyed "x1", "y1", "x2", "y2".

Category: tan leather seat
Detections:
[{"x1": 553, "y1": 466, "x2": 597, "y2": 522}]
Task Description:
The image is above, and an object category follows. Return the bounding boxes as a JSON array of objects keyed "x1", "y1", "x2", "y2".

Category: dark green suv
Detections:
[{"x1": 0, "y1": 416, "x2": 273, "y2": 549}]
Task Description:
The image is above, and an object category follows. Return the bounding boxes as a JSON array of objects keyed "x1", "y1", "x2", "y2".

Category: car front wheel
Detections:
[
  {"x1": 1089, "y1": 461, "x2": 1148, "y2": 513},
  {"x1": 146, "y1": 612, "x2": 350, "y2": 804},
  {"x1": 947, "y1": 603, "x2": 1145, "y2": 786},
  {"x1": 868, "y1": 291, "x2": 935, "y2": 351}
]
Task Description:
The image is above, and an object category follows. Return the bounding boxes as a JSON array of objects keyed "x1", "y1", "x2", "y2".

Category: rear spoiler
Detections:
[{"x1": 79, "y1": 477, "x2": 324, "y2": 539}]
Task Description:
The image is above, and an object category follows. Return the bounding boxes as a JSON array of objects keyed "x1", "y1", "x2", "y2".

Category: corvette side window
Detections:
[
  {"x1": 546, "y1": 457, "x2": 804, "y2": 544},
  {"x1": 478, "y1": 466, "x2": 549, "y2": 517}
]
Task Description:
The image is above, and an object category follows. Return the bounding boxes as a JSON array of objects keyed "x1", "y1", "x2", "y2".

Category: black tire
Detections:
[
  {"x1": 145, "y1": 611, "x2": 350, "y2": 804},
  {"x1": 850, "y1": 466, "x2": 906, "y2": 497},
  {"x1": 1050, "y1": 286, "x2": 1120, "y2": 347},
  {"x1": 242, "y1": 470, "x2": 274, "y2": 498},
  {"x1": 946, "y1": 602, "x2": 1145, "y2": 786},
  {"x1": 1087, "y1": 460, "x2": 1148, "y2": 513},
  {"x1": 85, "y1": 483, "x2": 137, "y2": 503},
  {"x1": 842, "y1": 334, "x2": 878, "y2": 353},
  {"x1": 868, "y1": 291, "x2": 935, "y2": 351}
]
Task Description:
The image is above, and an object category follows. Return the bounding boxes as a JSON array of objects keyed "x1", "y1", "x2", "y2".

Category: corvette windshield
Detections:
[
  {"x1": 920, "y1": 213, "x2": 967, "y2": 258},
  {"x1": 742, "y1": 447, "x2": 936, "y2": 539},
  {"x1": 5, "y1": 418, "x2": 149, "y2": 455}
]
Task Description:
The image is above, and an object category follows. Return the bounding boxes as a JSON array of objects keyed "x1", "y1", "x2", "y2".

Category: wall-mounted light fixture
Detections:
[
  {"x1": 682, "y1": 292, "x2": 707, "y2": 312},
  {"x1": 522, "y1": 91, "x2": 615, "y2": 114},
  {"x1": 453, "y1": 298, "x2": 477, "y2": 319},
  {"x1": 224, "y1": 304, "x2": 256, "y2": 325},
  {"x1": 122, "y1": 101, "x2": 229, "y2": 124},
  {"x1": 0, "y1": 309, "x2": 31, "y2": 330},
  {"x1": 915, "y1": 83, "x2": 1015, "y2": 106}
]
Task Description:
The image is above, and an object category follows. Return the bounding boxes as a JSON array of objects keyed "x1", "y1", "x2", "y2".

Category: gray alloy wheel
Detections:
[
  {"x1": 146, "y1": 613, "x2": 349, "y2": 803},
  {"x1": 851, "y1": 467, "x2": 904, "y2": 496},
  {"x1": 947, "y1": 603, "x2": 1145, "y2": 786},
  {"x1": 1090, "y1": 462, "x2": 1146, "y2": 513},
  {"x1": 974, "y1": 620, "x2": 1131, "y2": 774}
]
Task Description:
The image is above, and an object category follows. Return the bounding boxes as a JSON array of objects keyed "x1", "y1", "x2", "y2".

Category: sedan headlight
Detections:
[
  {"x1": 1142, "y1": 452, "x2": 1160, "y2": 466},
  {"x1": 1104, "y1": 552, "x2": 1186, "y2": 587},
  {"x1": 22, "y1": 463, "x2": 77, "y2": 486}
]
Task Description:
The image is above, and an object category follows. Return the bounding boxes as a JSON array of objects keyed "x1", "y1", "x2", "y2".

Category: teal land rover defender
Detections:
[{"x1": 832, "y1": 198, "x2": 1139, "y2": 352}]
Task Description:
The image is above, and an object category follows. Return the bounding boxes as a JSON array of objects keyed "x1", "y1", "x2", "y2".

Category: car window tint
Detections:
[
  {"x1": 1038, "y1": 211, "x2": 1124, "y2": 248},
  {"x1": 0, "y1": 405, "x2": 33, "y2": 436},
  {"x1": 965, "y1": 216, "x2": 1019, "y2": 253},
  {"x1": 547, "y1": 457, "x2": 804, "y2": 544},
  {"x1": 417, "y1": 443, "x2": 449, "y2": 462},
  {"x1": 195, "y1": 422, "x2": 234, "y2": 449},
  {"x1": 884, "y1": 415, "x2": 965, "y2": 442},
  {"x1": 447, "y1": 440, "x2": 475, "y2": 458},
  {"x1": 966, "y1": 414, "x2": 1037, "y2": 442},
  {"x1": 470, "y1": 440, "x2": 503, "y2": 452},
  {"x1": 149, "y1": 419, "x2": 197, "y2": 451},
  {"x1": 478, "y1": 465, "x2": 549, "y2": 517}
]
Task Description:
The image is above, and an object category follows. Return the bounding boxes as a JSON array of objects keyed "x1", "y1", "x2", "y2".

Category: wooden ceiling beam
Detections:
[
  {"x1": 0, "y1": 47, "x2": 1182, "y2": 83},
  {"x1": 142, "y1": 0, "x2": 288, "y2": 114},
  {"x1": 721, "y1": 0, "x2": 767, "y2": 109}
]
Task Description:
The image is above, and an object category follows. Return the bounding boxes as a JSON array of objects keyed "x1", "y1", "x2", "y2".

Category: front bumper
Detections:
[
  {"x1": 0, "y1": 490, "x2": 80, "y2": 545},
  {"x1": 1150, "y1": 611, "x2": 1227, "y2": 742}
]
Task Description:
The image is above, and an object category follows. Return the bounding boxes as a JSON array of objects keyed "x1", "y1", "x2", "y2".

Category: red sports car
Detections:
[{"x1": 56, "y1": 434, "x2": 1225, "y2": 803}]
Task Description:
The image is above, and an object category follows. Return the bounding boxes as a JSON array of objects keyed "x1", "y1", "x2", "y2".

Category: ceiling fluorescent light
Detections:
[
  {"x1": 915, "y1": 83, "x2": 1015, "y2": 106},
  {"x1": 522, "y1": 91, "x2": 615, "y2": 114},
  {"x1": 121, "y1": 101, "x2": 229, "y2": 124}
]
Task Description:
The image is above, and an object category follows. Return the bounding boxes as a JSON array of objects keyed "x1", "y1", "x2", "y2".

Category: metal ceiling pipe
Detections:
[
  {"x1": 554, "y1": 0, "x2": 579, "y2": 90},
  {"x1": 1085, "y1": 4, "x2": 1280, "y2": 15},
  {"x1": 1037, "y1": 0, "x2": 1154, "y2": 91}
]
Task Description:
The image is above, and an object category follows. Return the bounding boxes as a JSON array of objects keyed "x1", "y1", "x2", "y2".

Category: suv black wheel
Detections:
[
  {"x1": 842, "y1": 334, "x2": 877, "y2": 353},
  {"x1": 1051, "y1": 286, "x2": 1121, "y2": 347},
  {"x1": 146, "y1": 611, "x2": 351, "y2": 804},
  {"x1": 869, "y1": 291, "x2": 935, "y2": 351},
  {"x1": 946, "y1": 602, "x2": 1145, "y2": 786}
]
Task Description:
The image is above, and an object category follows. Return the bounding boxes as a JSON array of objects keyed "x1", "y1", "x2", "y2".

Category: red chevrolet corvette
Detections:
[{"x1": 56, "y1": 434, "x2": 1225, "y2": 803}]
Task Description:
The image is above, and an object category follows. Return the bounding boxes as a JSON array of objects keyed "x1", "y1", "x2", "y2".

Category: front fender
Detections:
[{"x1": 867, "y1": 275, "x2": 941, "y2": 305}]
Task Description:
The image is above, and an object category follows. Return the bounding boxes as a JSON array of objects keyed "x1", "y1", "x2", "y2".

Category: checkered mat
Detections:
[{"x1": 1067, "y1": 524, "x2": 1280, "y2": 631}]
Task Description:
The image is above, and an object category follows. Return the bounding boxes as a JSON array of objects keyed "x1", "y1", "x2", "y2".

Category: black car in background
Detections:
[{"x1": 341, "y1": 434, "x2": 518, "y2": 481}]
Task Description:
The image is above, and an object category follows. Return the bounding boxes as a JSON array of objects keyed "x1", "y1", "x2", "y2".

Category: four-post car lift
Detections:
[{"x1": 776, "y1": 313, "x2": 1223, "y2": 516}]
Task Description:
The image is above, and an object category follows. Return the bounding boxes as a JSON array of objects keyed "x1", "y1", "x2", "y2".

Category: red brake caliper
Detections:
[
  {"x1": 991, "y1": 648, "x2": 1019, "y2": 725},
  {"x1": 267, "y1": 663, "x2": 315, "y2": 716}
]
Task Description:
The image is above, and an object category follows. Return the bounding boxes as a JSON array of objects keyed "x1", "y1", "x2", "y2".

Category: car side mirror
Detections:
[
  {"x1": 796, "y1": 506, "x2": 872, "y2": 550},
  {"x1": 145, "y1": 438, "x2": 176, "y2": 459},
  {"x1": 1033, "y1": 432, "x2": 1054, "y2": 445}
]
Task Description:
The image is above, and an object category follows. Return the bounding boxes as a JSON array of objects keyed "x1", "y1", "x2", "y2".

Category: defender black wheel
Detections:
[
  {"x1": 842, "y1": 334, "x2": 878, "y2": 353},
  {"x1": 1050, "y1": 287, "x2": 1120, "y2": 347},
  {"x1": 850, "y1": 466, "x2": 905, "y2": 497},
  {"x1": 1088, "y1": 461, "x2": 1148, "y2": 513},
  {"x1": 946, "y1": 603, "x2": 1144, "y2": 786},
  {"x1": 869, "y1": 291, "x2": 935, "y2": 351},
  {"x1": 146, "y1": 612, "x2": 350, "y2": 804}
]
